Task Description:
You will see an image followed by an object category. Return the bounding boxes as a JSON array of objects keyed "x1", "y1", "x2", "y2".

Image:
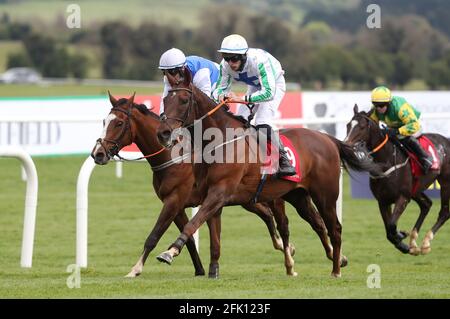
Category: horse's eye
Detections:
[
  {"x1": 180, "y1": 98, "x2": 188, "y2": 105},
  {"x1": 116, "y1": 121, "x2": 123, "y2": 127}
]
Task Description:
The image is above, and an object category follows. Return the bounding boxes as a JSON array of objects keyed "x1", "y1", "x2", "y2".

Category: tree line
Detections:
[{"x1": 1, "y1": 4, "x2": 449, "y2": 89}]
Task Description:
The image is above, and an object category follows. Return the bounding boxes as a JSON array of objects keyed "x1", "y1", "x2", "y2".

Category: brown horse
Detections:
[
  {"x1": 91, "y1": 92, "x2": 337, "y2": 278},
  {"x1": 344, "y1": 105, "x2": 450, "y2": 255},
  {"x1": 155, "y1": 69, "x2": 380, "y2": 277}
]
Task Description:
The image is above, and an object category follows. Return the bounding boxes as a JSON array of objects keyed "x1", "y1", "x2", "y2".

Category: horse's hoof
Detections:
[
  {"x1": 397, "y1": 242, "x2": 410, "y2": 254},
  {"x1": 156, "y1": 252, "x2": 173, "y2": 265},
  {"x1": 421, "y1": 246, "x2": 431, "y2": 255},
  {"x1": 195, "y1": 269, "x2": 206, "y2": 276},
  {"x1": 124, "y1": 270, "x2": 141, "y2": 278},
  {"x1": 331, "y1": 272, "x2": 341, "y2": 278},
  {"x1": 287, "y1": 271, "x2": 298, "y2": 277},
  {"x1": 208, "y1": 272, "x2": 219, "y2": 279},
  {"x1": 409, "y1": 246, "x2": 421, "y2": 256},
  {"x1": 340, "y1": 256, "x2": 348, "y2": 267},
  {"x1": 208, "y1": 264, "x2": 219, "y2": 279}
]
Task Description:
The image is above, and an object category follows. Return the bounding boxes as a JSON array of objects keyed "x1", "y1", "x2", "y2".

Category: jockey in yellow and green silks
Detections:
[{"x1": 369, "y1": 86, "x2": 433, "y2": 173}]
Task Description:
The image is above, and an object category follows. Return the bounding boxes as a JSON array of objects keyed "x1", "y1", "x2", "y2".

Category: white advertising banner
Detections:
[
  {"x1": 0, "y1": 96, "x2": 109, "y2": 155},
  {"x1": 301, "y1": 91, "x2": 450, "y2": 139}
]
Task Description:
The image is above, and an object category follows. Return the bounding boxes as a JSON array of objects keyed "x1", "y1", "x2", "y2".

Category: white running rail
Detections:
[{"x1": 0, "y1": 146, "x2": 38, "y2": 268}]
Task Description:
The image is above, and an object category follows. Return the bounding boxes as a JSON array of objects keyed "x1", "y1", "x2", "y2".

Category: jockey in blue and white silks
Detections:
[
  {"x1": 159, "y1": 48, "x2": 219, "y2": 114},
  {"x1": 211, "y1": 34, "x2": 295, "y2": 177}
]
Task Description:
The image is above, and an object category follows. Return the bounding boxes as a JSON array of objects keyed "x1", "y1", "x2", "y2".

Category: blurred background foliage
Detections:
[{"x1": 0, "y1": 0, "x2": 449, "y2": 89}]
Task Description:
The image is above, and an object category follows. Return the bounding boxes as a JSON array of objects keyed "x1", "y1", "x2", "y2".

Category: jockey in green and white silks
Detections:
[
  {"x1": 370, "y1": 86, "x2": 433, "y2": 173},
  {"x1": 211, "y1": 34, "x2": 295, "y2": 177}
]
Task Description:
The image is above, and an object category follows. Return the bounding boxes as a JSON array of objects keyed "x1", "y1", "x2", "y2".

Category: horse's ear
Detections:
[
  {"x1": 108, "y1": 90, "x2": 118, "y2": 106},
  {"x1": 367, "y1": 107, "x2": 374, "y2": 117},
  {"x1": 183, "y1": 67, "x2": 192, "y2": 87},
  {"x1": 129, "y1": 91, "x2": 136, "y2": 104},
  {"x1": 353, "y1": 104, "x2": 359, "y2": 114},
  {"x1": 165, "y1": 71, "x2": 177, "y2": 87}
]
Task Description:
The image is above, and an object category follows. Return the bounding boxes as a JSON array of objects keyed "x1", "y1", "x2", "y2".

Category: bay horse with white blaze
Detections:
[
  {"x1": 156, "y1": 68, "x2": 380, "y2": 277},
  {"x1": 344, "y1": 105, "x2": 450, "y2": 255},
  {"x1": 91, "y1": 92, "x2": 340, "y2": 278}
]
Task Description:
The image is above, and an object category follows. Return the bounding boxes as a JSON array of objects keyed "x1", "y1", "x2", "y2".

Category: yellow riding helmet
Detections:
[{"x1": 371, "y1": 86, "x2": 392, "y2": 103}]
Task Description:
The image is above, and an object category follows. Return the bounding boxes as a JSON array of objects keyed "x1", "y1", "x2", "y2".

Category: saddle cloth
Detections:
[{"x1": 264, "y1": 135, "x2": 302, "y2": 182}]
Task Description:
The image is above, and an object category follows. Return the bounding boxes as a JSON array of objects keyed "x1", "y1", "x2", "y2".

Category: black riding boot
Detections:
[
  {"x1": 403, "y1": 136, "x2": 433, "y2": 173},
  {"x1": 256, "y1": 124, "x2": 296, "y2": 177}
]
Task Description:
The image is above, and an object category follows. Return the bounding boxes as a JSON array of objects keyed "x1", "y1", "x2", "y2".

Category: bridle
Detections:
[
  {"x1": 355, "y1": 113, "x2": 389, "y2": 155},
  {"x1": 160, "y1": 86, "x2": 196, "y2": 130},
  {"x1": 98, "y1": 106, "x2": 165, "y2": 161}
]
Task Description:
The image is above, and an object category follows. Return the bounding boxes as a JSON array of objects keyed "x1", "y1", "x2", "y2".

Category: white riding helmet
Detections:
[
  {"x1": 218, "y1": 34, "x2": 248, "y2": 54},
  {"x1": 158, "y1": 48, "x2": 186, "y2": 69}
]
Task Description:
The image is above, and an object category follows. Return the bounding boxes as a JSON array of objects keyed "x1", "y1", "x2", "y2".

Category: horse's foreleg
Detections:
[
  {"x1": 378, "y1": 200, "x2": 409, "y2": 254},
  {"x1": 173, "y1": 210, "x2": 205, "y2": 276},
  {"x1": 409, "y1": 193, "x2": 432, "y2": 255},
  {"x1": 421, "y1": 180, "x2": 450, "y2": 254},
  {"x1": 206, "y1": 209, "x2": 222, "y2": 279},
  {"x1": 389, "y1": 196, "x2": 411, "y2": 253},
  {"x1": 157, "y1": 187, "x2": 228, "y2": 265},
  {"x1": 125, "y1": 197, "x2": 181, "y2": 278}
]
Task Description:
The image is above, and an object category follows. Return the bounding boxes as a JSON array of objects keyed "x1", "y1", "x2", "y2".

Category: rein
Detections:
[
  {"x1": 368, "y1": 134, "x2": 389, "y2": 155},
  {"x1": 161, "y1": 85, "x2": 253, "y2": 129}
]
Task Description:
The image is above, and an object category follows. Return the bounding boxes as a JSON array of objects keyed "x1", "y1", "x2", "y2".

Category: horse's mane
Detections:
[{"x1": 116, "y1": 98, "x2": 160, "y2": 120}]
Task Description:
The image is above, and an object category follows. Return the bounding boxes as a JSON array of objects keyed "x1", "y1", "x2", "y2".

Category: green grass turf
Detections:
[{"x1": 1, "y1": 155, "x2": 450, "y2": 298}]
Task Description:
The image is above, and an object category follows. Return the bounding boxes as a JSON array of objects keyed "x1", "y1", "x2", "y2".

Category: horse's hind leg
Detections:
[
  {"x1": 206, "y1": 209, "x2": 222, "y2": 279},
  {"x1": 269, "y1": 199, "x2": 297, "y2": 276},
  {"x1": 241, "y1": 200, "x2": 285, "y2": 253},
  {"x1": 309, "y1": 191, "x2": 342, "y2": 278},
  {"x1": 409, "y1": 193, "x2": 432, "y2": 255},
  {"x1": 294, "y1": 190, "x2": 348, "y2": 267},
  {"x1": 421, "y1": 178, "x2": 450, "y2": 254}
]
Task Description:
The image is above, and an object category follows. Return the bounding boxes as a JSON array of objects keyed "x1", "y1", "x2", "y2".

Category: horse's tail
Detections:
[{"x1": 327, "y1": 135, "x2": 382, "y2": 174}]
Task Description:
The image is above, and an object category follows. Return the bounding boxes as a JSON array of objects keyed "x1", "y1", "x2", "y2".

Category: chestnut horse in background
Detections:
[
  {"x1": 156, "y1": 69, "x2": 380, "y2": 277},
  {"x1": 344, "y1": 105, "x2": 450, "y2": 255},
  {"x1": 91, "y1": 92, "x2": 340, "y2": 278}
]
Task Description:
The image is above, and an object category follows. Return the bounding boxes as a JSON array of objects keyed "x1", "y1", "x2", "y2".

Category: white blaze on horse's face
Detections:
[
  {"x1": 93, "y1": 113, "x2": 117, "y2": 154},
  {"x1": 101, "y1": 113, "x2": 117, "y2": 139},
  {"x1": 344, "y1": 120, "x2": 358, "y2": 143}
]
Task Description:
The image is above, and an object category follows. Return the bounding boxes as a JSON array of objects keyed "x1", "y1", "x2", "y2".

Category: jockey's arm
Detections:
[
  {"x1": 159, "y1": 75, "x2": 171, "y2": 115},
  {"x1": 244, "y1": 58, "x2": 276, "y2": 103},
  {"x1": 212, "y1": 63, "x2": 231, "y2": 102},
  {"x1": 193, "y1": 68, "x2": 212, "y2": 97},
  {"x1": 397, "y1": 102, "x2": 421, "y2": 136}
]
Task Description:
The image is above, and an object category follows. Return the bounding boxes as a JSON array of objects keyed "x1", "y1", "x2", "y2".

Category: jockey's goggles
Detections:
[{"x1": 223, "y1": 54, "x2": 242, "y2": 63}]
